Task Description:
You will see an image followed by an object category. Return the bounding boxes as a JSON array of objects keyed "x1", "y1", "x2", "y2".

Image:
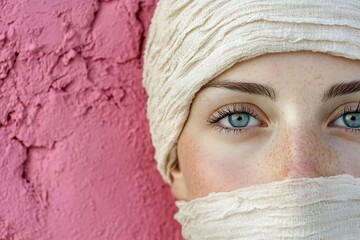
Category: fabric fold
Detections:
[{"x1": 175, "y1": 174, "x2": 360, "y2": 239}]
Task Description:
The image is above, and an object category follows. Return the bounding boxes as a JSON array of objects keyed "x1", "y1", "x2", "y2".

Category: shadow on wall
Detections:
[{"x1": 0, "y1": 0, "x2": 183, "y2": 239}]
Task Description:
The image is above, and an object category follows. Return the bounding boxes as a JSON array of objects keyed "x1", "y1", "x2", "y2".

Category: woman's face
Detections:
[{"x1": 172, "y1": 51, "x2": 360, "y2": 200}]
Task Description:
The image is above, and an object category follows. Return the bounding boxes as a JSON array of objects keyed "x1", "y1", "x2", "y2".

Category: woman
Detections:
[{"x1": 143, "y1": 0, "x2": 360, "y2": 239}]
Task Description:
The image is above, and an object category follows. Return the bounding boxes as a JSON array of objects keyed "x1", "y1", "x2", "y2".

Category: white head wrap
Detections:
[{"x1": 142, "y1": 0, "x2": 360, "y2": 183}]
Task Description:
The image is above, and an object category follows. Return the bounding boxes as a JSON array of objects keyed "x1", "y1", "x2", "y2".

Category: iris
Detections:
[
  {"x1": 228, "y1": 113, "x2": 250, "y2": 127},
  {"x1": 343, "y1": 113, "x2": 360, "y2": 128}
]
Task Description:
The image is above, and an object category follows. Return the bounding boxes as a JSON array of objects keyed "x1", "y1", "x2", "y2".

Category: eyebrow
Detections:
[
  {"x1": 322, "y1": 80, "x2": 360, "y2": 101},
  {"x1": 200, "y1": 81, "x2": 276, "y2": 100},
  {"x1": 200, "y1": 79, "x2": 360, "y2": 102}
]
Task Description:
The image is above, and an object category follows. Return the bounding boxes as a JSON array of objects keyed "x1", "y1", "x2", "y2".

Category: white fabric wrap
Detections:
[
  {"x1": 175, "y1": 174, "x2": 360, "y2": 239},
  {"x1": 142, "y1": 0, "x2": 360, "y2": 183}
]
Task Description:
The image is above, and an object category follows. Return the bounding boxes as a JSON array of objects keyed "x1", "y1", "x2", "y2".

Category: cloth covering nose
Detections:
[
  {"x1": 142, "y1": 0, "x2": 360, "y2": 184},
  {"x1": 175, "y1": 174, "x2": 360, "y2": 239}
]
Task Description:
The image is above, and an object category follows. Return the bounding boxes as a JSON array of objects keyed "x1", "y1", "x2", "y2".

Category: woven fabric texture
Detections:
[{"x1": 175, "y1": 174, "x2": 360, "y2": 239}]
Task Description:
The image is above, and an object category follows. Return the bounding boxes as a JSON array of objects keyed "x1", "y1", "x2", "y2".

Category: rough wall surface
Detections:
[{"x1": 0, "y1": 0, "x2": 183, "y2": 239}]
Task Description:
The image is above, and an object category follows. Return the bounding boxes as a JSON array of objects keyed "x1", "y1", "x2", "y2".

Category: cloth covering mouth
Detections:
[{"x1": 175, "y1": 174, "x2": 360, "y2": 239}]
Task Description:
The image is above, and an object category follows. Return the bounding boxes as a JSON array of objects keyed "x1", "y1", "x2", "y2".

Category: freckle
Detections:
[
  {"x1": 301, "y1": 129, "x2": 342, "y2": 176},
  {"x1": 258, "y1": 127, "x2": 341, "y2": 181},
  {"x1": 314, "y1": 74, "x2": 322, "y2": 80},
  {"x1": 316, "y1": 137, "x2": 341, "y2": 175},
  {"x1": 178, "y1": 130, "x2": 211, "y2": 199},
  {"x1": 258, "y1": 128, "x2": 292, "y2": 181}
]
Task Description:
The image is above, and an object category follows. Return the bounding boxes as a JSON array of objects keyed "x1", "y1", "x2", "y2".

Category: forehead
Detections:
[
  {"x1": 212, "y1": 52, "x2": 359, "y2": 86},
  {"x1": 192, "y1": 52, "x2": 360, "y2": 110}
]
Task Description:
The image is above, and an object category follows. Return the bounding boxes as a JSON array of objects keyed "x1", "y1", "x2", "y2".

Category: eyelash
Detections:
[
  {"x1": 329, "y1": 100, "x2": 360, "y2": 134},
  {"x1": 207, "y1": 104, "x2": 264, "y2": 135},
  {"x1": 207, "y1": 101, "x2": 360, "y2": 135}
]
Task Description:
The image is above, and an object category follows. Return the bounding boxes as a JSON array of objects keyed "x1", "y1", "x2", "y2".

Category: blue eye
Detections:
[
  {"x1": 220, "y1": 113, "x2": 261, "y2": 128},
  {"x1": 207, "y1": 104, "x2": 264, "y2": 134},
  {"x1": 333, "y1": 112, "x2": 360, "y2": 128}
]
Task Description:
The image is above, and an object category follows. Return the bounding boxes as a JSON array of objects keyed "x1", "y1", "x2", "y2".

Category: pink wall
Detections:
[{"x1": 0, "y1": 0, "x2": 183, "y2": 239}]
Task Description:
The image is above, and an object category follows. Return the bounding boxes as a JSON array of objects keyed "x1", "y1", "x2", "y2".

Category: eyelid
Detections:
[
  {"x1": 328, "y1": 101, "x2": 360, "y2": 125},
  {"x1": 207, "y1": 103, "x2": 268, "y2": 126}
]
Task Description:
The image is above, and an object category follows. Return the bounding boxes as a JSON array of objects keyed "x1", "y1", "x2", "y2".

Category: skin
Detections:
[{"x1": 170, "y1": 51, "x2": 360, "y2": 201}]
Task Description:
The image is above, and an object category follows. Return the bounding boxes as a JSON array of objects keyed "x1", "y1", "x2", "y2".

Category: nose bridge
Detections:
[
  {"x1": 284, "y1": 126, "x2": 320, "y2": 178},
  {"x1": 264, "y1": 124, "x2": 338, "y2": 180}
]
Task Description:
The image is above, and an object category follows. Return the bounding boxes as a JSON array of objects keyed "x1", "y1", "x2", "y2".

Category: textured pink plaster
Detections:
[{"x1": 0, "y1": 0, "x2": 183, "y2": 239}]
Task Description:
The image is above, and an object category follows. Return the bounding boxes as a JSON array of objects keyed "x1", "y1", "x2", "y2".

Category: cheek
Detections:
[
  {"x1": 177, "y1": 130, "x2": 262, "y2": 199},
  {"x1": 329, "y1": 137, "x2": 360, "y2": 177}
]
